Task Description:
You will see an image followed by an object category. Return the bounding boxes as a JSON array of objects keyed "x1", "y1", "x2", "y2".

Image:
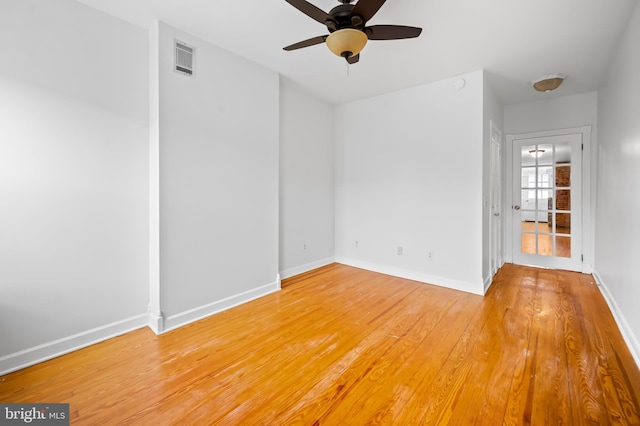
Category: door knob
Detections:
[{"x1": 513, "y1": 205, "x2": 521, "y2": 210}]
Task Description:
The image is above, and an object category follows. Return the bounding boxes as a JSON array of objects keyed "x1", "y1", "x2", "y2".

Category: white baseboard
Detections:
[
  {"x1": 335, "y1": 257, "x2": 484, "y2": 296},
  {"x1": 162, "y1": 280, "x2": 280, "y2": 333},
  {"x1": 0, "y1": 314, "x2": 147, "y2": 376},
  {"x1": 484, "y1": 266, "x2": 498, "y2": 294},
  {"x1": 484, "y1": 260, "x2": 506, "y2": 294},
  {"x1": 148, "y1": 310, "x2": 164, "y2": 335},
  {"x1": 279, "y1": 257, "x2": 335, "y2": 280},
  {"x1": 483, "y1": 274, "x2": 493, "y2": 294},
  {"x1": 592, "y1": 270, "x2": 640, "y2": 369}
]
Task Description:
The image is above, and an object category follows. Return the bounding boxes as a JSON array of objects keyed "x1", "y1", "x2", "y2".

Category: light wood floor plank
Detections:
[{"x1": 1, "y1": 263, "x2": 639, "y2": 425}]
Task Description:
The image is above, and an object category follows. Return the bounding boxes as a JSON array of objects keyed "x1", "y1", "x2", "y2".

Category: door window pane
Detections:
[
  {"x1": 555, "y1": 142, "x2": 571, "y2": 163},
  {"x1": 556, "y1": 165, "x2": 571, "y2": 187},
  {"x1": 556, "y1": 213, "x2": 571, "y2": 234},
  {"x1": 521, "y1": 191, "x2": 536, "y2": 213},
  {"x1": 538, "y1": 166, "x2": 554, "y2": 188},
  {"x1": 522, "y1": 145, "x2": 536, "y2": 166},
  {"x1": 522, "y1": 233, "x2": 536, "y2": 255},
  {"x1": 556, "y1": 236, "x2": 571, "y2": 258},
  {"x1": 539, "y1": 220, "x2": 551, "y2": 233},
  {"x1": 538, "y1": 190, "x2": 552, "y2": 209},
  {"x1": 555, "y1": 189, "x2": 571, "y2": 210},
  {"x1": 538, "y1": 144, "x2": 553, "y2": 166},
  {"x1": 538, "y1": 234, "x2": 553, "y2": 256},
  {"x1": 521, "y1": 219, "x2": 537, "y2": 232},
  {"x1": 521, "y1": 167, "x2": 536, "y2": 188}
]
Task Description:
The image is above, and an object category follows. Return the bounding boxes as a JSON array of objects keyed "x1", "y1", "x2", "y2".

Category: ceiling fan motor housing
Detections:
[{"x1": 327, "y1": 4, "x2": 363, "y2": 32}]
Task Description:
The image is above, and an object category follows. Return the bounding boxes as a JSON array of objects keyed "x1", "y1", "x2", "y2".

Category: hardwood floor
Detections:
[{"x1": 1, "y1": 263, "x2": 639, "y2": 425}]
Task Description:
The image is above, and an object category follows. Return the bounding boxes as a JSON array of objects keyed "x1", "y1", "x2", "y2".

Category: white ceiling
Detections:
[{"x1": 75, "y1": 0, "x2": 638, "y2": 105}]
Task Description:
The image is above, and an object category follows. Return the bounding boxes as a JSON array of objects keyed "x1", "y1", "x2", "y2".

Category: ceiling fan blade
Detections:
[
  {"x1": 283, "y1": 35, "x2": 328, "y2": 51},
  {"x1": 351, "y1": 0, "x2": 387, "y2": 22},
  {"x1": 347, "y1": 54, "x2": 360, "y2": 64},
  {"x1": 284, "y1": 0, "x2": 335, "y2": 25},
  {"x1": 366, "y1": 25, "x2": 422, "y2": 40}
]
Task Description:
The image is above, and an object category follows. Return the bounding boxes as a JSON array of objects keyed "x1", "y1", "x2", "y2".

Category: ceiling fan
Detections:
[{"x1": 283, "y1": 0, "x2": 422, "y2": 64}]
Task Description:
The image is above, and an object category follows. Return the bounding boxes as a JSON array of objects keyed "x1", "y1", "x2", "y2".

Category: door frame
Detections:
[
  {"x1": 489, "y1": 120, "x2": 503, "y2": 278},
  {"x1": 505, "y1": 126, "x2": 593, "y2": 273}
]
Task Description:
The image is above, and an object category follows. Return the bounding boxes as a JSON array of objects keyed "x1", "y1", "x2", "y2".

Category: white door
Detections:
[
  {"x1": 511, "y1": 133, "x2": 582, "y2": 271},
  {"x1": 490, "y1": 121, "x2": 502, "y2": 276}
]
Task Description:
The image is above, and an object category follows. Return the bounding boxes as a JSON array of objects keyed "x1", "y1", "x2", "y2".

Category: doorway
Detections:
[{"x1": 506, "y1": 128, "x2": 589, "y2": 272}]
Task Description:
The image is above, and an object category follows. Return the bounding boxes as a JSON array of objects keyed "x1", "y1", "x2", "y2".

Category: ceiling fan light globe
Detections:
[
  {"x1": 326, "y1": 28, "x2": 368, "y2": 58},
  {"x1": 532, "y1": 74, "x2": 566, "y2": 92}
]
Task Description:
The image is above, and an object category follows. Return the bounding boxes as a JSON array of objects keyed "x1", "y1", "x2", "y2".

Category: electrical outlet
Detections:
[
  {"x1": 355, "y1": 240, "x2": 359, "y2": 247},
  {"x1": 427, "y1": 251, "x2": 434, "y2": 261},
  {"x1": 303, "y1": 243, "x2": 307, "y2": 250},
  {"x1": 397, "y1": 246, "x2": 404, "y2": 256}
]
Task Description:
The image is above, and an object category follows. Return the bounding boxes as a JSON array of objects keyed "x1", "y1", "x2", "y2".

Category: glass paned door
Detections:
[{"x1": 512, "y1": 134, "x2": 582, "y2": 271}]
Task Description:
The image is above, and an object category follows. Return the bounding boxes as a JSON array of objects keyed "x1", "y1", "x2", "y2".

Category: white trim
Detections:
[
  {"x1": 484, "y1": 261, "x2": 505, "y2": 294},
  {"x1": 335, "y1": 257, "x2": 484, "y2": 296},
  {"x1": 505, "y1": 131, "x2": 514, "y2": 265},
  {"x1": 148, "y1": 310, "x2": 164, "y2": 335},
  {"x1": 0, "y1": 314, "x2": 147, "y2": 376},
  {"x1": 162, "y1": 281, "x2": 280, "y2": 333},
  {"x1": 592, "y1": 270, "x2": 640, "y2": 369},
  {"x1": 483, "y1": 274, "x2": 493, "y2": 293},
  {"x1": 279, "y1": 257, "x2": 335, "y2": 280},
  {"x1": 148, "y1": 21, "x2": 162, "y2": 337},
  {"x1": 489, "y1": 120, "x2": 503, "y2": 291}
]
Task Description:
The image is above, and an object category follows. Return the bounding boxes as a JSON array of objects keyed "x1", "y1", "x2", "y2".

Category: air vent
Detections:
[{"x1": 174, "y1": 40, "x2": 195, "y2": 76}]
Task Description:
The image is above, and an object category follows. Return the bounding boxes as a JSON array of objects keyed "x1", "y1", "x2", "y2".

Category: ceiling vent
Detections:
[{"x1": 174, "y1": 40, "x2": 195, "y2": 77}]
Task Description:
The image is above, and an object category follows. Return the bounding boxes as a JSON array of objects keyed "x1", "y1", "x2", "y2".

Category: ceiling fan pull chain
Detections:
[{"x1": 346, "y1": 60, "x2": 350, "y2": 77}]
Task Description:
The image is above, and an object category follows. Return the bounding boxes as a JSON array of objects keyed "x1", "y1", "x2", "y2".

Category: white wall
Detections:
[
  {"x1": 279, "y1": 79, "x2": 334, "y2": 279},
  {"x1": 595, "y1": 1, "x2": 640, "y2": 365},
  {"x1": 334, "y1": 70, "x2": 485, "y2": 294},
  {"x1": 482, "y1": 74, "x2": 504, "y2": 287},
  {"x1": 504, "y1": 92, "x2": 598, "y2": 135},
  {"x1": 504, "y1": 92, "x2": 598, "y2": 271},
  {"x1": 155, "y1": 23, "x2": 280, "y2": 331},
  {"x1": 0, "y1": 0, "x2": 149, "y2": 374}
]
